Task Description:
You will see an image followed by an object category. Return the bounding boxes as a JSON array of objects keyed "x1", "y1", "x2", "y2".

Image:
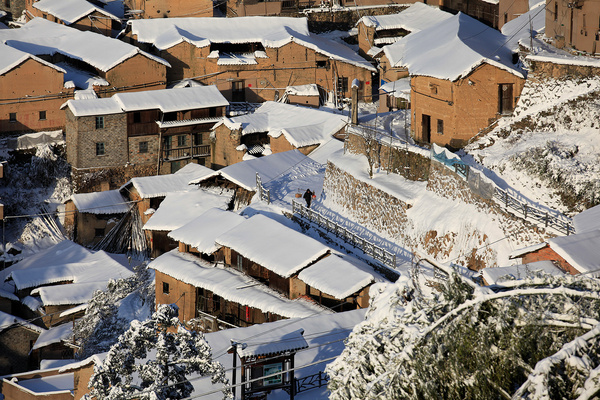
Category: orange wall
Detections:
[
  {"x1": 101, "y1": 53, "x2": 167, "y2": 94},
  {"x1": 522, "y1": 246, "x2": 581, "y2": 275},
  {"x1": 545, "y1": 0, "x2": 600, "y2": 53}
]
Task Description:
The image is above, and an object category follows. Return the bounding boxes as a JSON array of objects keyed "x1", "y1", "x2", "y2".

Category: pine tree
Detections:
[
  {"x1": 85, "y1": 304, "x2": 231, "y2": 400},
  {"x1": 327, "y1": 273, "x2": 600, "y2": 399}
]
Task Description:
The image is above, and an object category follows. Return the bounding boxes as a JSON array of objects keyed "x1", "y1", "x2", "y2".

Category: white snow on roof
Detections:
[
  {"x1": 21, "y1": 295, "x2": 43, "y2": 312},
  {"x1": 0, "y1": 310, "x2": 44, "y2": 333},
  {"x1": 501, "y1": 1, "x2": 545, "y2": 52},
  {"x1": 149, "y1": 249, "x2": 332, "y2": 318},
  {"x1": 380, "y1": 77, "x2": 411, "y2": 99},
  {"x1": 527, "y1": 51, "x2": 600, "y2": 68},
  {"x1": 32, "y1": 281, "x2": 114, "y2": 306},
  {"x1": 285, "y1": 83, "x2": 320, "y2": 96},
  {"x1": 0, "y1": 288, "x2": 19, "y2": 301},
  {"x1": 143, "y1": 187, "x2": 232, "y2": 232},
  {"x1": 357, "y1": 3, "x2": 452, "y2": 32},
  {"x1": 57, "y1": 61, "x2": 108, "y2": 90},
  {"x1": 508, "y1": 242, "x2": 548, "y2": 259},
  {"x1": 298, "y1": 255, "x2": 374, "y2": 299},
  {"x1": 8, "y1": 372, "x2": 73, "y2": 394},
  {"x1": 127, "y1": 16, "x2": 374, "y2": 71},
  {"x1": 66, "y1": 85, "x2": 228, "y2": 116},
  {"x1": 217, "y1": 102, "x2": 346, "y2": 149},
  {"x1": 548, "y1": 230, "x2": 600, "y2": 275},
  {"x1": 70, "y1": 189, "x2": 129, "y2": 214},
  {"x1": 216, "y1": 52, "x2": 257, "y2": 65},
  {"x1": 167, "y1": 208, "x2": 246, "y2": 254},
  {"x1": 307, "y1": 137, "x2": 344, "y2": 165},
  {"x1": 33, "y1": 0, "x2": 120, "y2": 25},
  {"x1": 31, "y1": 322, "x2": 73, "y2": 351},
  {"x1": 235, "y1": 328, "x2": 308, "y2": 358},
  {"x1": 573, "y1": 205, "x2": 600, "y2": 235},
  {"x1": 383, "y1": 12, "x2": 524, "y2": 81},
  {"x1": 0, "y1": 43, "x2": 66, "y2": 76},
  {"x1": 122, "y1": 162, "x2": 215, "y2": 199},
  {"x1": 0, "y1": 18, "x2": 169, "y2": 72},
  {"x1": 190, "y1": 150, "x2": 314, "y2": 191},
  {"x1": 215, "y1": 213, "x2": 330, "y2": 278},
  {"x1": 481, "y1": 260, "x2": 564, "y2": 286}
]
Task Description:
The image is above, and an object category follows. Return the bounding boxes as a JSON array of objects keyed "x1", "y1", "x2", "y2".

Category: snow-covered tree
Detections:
[
  {"x1": 86, "y1": 304, "x2": 231, "y2": 400},
  {"x1": 327, "y1": 272, "x2": 600, "y2": 399},
  {"x1": 74, "y1": 263, "x2": 154, "y2": 358}
]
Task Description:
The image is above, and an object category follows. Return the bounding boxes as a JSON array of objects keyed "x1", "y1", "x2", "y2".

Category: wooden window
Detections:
[
  {"x1": 139, "y1": 141, "x2": 148, "y2": 153},
  {"x1": 237, "y1": 254, "x2": 243, "y2": 271},
  {"x1": 437, "y1": 119, "x2": 444, "y2": 135},
  {"x1": 95, "y1": 142, "x2": 105, "y2": 156},
  {"x1": 163, "y1": 136, "x2": 172, "y2": 150},
  {"x1": 9, "y1": 113, "x2": 16, "y2": 123},
  {"x1": 95, "y1": 116, "x2": 104, "y2": 129},
  {"x1": 39, "y1": 111, "x2": 46, "y2": 120},
  {"x1": 177, "y1": 135, "x2": 186, "y2": 147},
  {"x1": 162, "y1": 282, "x2": 170, "y2": 294},
  {"x1": 498, "y1": 84, "x2": 514, "y2": 114},
  {"x1": 193, "y1": 133, "x2": 203, "y2": 146}
]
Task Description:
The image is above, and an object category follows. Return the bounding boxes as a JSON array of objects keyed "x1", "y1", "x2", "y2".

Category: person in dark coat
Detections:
[{"x1": 303, "y1": 189, "x2": 313, "y2": 208}]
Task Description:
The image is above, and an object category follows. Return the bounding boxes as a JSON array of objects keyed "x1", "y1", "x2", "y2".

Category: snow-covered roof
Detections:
[
  {"x1": 548, "y1": 230, "x2": 600, "y2": 275},
  {"x1": 380, "y1": 77, "x2": 411, "y2": 99},
  {"x1": 527, "y1": 51, "x2": 600, "y2": 68},
  {"x1": 235, "y1": 328, "x2": 308, "y2": 358},
  {"x1": 357, "y1": 3, "x2": 452, "y2": 32},
  {"x1": 0, "y1": 43, "x2": 66, "y2": 76},
  {"x1": 508, "y1": 242, "x2": 548, "y2": 259},
  {"x1": 32, "y1": 322, "x2": 73, "y2": 351},
  {"x1": 501, "y1": 0, "x2": 545, "y2": 52},
  {"x1": 149, "y1": 250, "x2": 332, "y2": 318},
  {"x1": 70, "y1": 189, "x2": 130, "y2": 214},
  {"x1": 0, "y1": 18, "x2": 169, "y2": 73},
  {"x1": 481, "y1": 260, "x2": 564, "y2": 286},
  {"x1": 285, "y1": 83, "x2": 320, "y2": 97},
  {"x1": 573, "y1": 205, "x2": 600, "y2": 235},
  {"x1": 167, "y1": 208, "x2": 246, "y2": 254},
  {"x1": 127, "y1": 17, "x2": 375, "y2": 71},
  {"x1": 65, "y1": 85, "x2": 228, "y2": 117},
  {"x1": 215, "y1": 214, "x2": 330, "y2": 278},
  {"x1": 0, "y1": 310, "x2": 44, "y2": 333},
  {"x1": 190, "y1": 150, "x2": 317, "y2": 192},
  {"x1": 122, "y1": 162, "x2": 214, "y2": 199},
  {"x1": 382, "y1": 12, "x2": 524, "y2": 81},
  {"x1": 10, "y1": 373, "x2": 73, "y2": 395},
  {"x1": 33, "y1": 0, "x2": 120, "y2": 25},
  {"x1": 59, "y1": 61, "x2": 109, "y2": 90},
  {"x1": 298, "y1": 255, "x2": 374, "y2": 299},
  {"x1": 143, "y1": 187, "x2": 232, "y2": 232},
  {"x1": 215, "y1": 102, "x2": 346, "y2": 149}
]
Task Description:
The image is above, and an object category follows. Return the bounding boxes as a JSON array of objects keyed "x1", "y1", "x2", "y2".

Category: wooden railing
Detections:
[
  {"x1": 256, "y1": 173, "x2": 271, "y2": 204},
  {"x1": 292, "y1": 200, "x2": 399, "y2": 278},
  {"x1": 162, "y1": 144, "x2": 210, "y2": 160}
]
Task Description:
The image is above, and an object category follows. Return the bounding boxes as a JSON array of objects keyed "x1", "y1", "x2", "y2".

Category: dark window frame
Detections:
[
  {"x1": 139, "y1": 141, "x2": 148, "y2": 153},
  {"x1": 95, "y1": 116, "x2": 105, "y2": 129},
  {"x1": 162, "y1": 281, "x2": 170, "y2": 294},
  {"x1": 96, "y1": 142, "x2": 105, "y2": 156},
  {"x1": 39, "y1": 110, "x2": 47, "y2": 121}
]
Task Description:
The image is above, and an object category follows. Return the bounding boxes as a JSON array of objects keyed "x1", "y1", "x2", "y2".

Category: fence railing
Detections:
[
  {"x1": 283, "y1": 371, "x2": 328, "y2": 396},
  {"x1": 162, "y1": 144, "x2": 210, "y2": 160},
  {"x1": 292, "y1": 200, "x2": 399, "y2": 278},
  {"x1": 256, "y1": 173, "x2": 271, "y2": 204},
  {"x1": 431, "y1": 149, "x2": 574, "y2": 236}
]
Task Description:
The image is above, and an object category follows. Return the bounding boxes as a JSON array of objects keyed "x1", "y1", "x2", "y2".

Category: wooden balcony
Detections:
[{"x1": 162, "y1": 144, "x2": 210, "y2": 160}]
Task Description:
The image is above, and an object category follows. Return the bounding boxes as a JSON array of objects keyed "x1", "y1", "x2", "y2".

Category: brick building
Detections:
[
  {"x1": 510, "y1": 230, "x2": 600, "y2": 277},
  {"x1": 25, "y1": 0, "x2": 123, "y2": 37},
  {"x1": 382, "y1": 13, "x2": 525, "y2": 148},
  {"x1": 356, "y1": 3, "x2": 452, "y2": 59},
  {"x1": 0, "y1": 18, "x2": 170, "y2": 134},
  {"x1": 0, "y1": 311, "x2": 43, "y2": 375},
  {"x1": 0, "y1": 0, "x2": 26, "y2": 21},
  {"x1": 64, "y1": 85, "x2": 228, "y2": 190},
  {"x1": 123, "y1": 16, "x2": 376, "y2": 103},
  {"x1": 210, "y1": 101, "x2": 346, "y2": 168},
  {"x1": 546, "y1": 0, "x2": 600, "y2": 54},
  {"x1": 124, "y1": 0, "x2": 215, "y2": 19},
  {"x1": 0, "y1": 44, "x2": 70, "y2": 134},
  {"x1": 440, "y1": 0, "x2": 529, "y2": 29}
]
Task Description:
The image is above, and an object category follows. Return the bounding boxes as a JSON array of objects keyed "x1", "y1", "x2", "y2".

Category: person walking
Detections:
[{"x1": 303, "y1": 189, "x2": 313, "y2": 208}]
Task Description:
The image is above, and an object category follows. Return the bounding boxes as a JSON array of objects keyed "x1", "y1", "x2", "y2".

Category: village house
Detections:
[
  {"x1": 356, "y1": 3, "x2": 453, "y2": 60},
  {"x1": 1, "y1": 364, "x2": 75, "y2": 400},
  {"x1": 280, "y1": 83, "x2": 322, "y2": 107},
  {"x1": 122, "y1": 16, "x2": 376, "y2": 104},
  {"x1": 480, "y1": 260, "x2": 566, "y2": 286},
  {"x1": 63, "y1": 189, "x2": 130, "y2": 247},
  {"x1": 124, "y1": 0, "x2": 215, "y2": 19},
  {"x1": 545, "y1": 0, "x2": 600, "y2": 54},
  {"x1": 190, "y1": 150, "x2": 318, "y2": 208},
  {"x1": 381, "y1": 12, "x2": 525, "y2": 149},
  {"x1": 0, "y1": 311, "x2": 44, "y2": 375},
  {"x1": 142, "y1": 186, "x2": 233, "y2": 258},
  {"x1": 64, "y1": 85, "x2": 228, "y2": 191},
  {"x1": 378, "y1": 76, "x2": 410, "y2": 113},
  {"x1": 210, "y1": 101, "x2": 346, "y2": 168},
  {"x1": 0, "y1": 18, "x2": 170, "y2": 134},
  {"x1": 25, "y1": 0, "x2": 123, "y2": 37},
  {"x1": 441, "y1": 0, "x2": 529, "y2": 29},
  {"x1": 509, "y1": 230, "x2": 600, "y2": 277}
]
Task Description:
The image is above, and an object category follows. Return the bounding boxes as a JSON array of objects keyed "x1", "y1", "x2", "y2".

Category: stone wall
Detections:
[
  {"x1": 0, "y1": 326, "x2": 39, "y2": 375},
  {"x1": 72, "y1": 163, "x2": 156, "y2": 194},
  {"x1": 528, "y1": 58, "x2": 600, "y2": 79}
]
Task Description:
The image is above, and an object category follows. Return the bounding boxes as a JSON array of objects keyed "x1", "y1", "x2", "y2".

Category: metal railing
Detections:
[
  {"x1": 283, "y1": 371, "x2": 328, "y2": 396},
  {"x1": 292, "y1": 200, "x2": 398, "y2": 274},
  {"x1": 256, "y1": 172, "x2": 271, "y2": 204}
]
